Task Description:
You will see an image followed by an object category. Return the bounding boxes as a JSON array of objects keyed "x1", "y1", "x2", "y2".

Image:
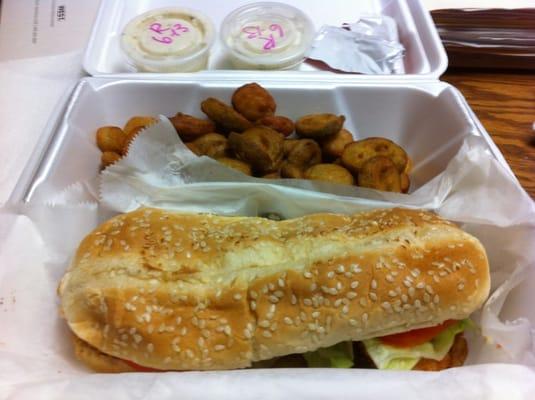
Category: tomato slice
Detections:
[
  {"x1": 379, "y1": 320, "x2": 457, "y2": 348},
  {"x1": 124, "y1": 359, "x2": 162, "y2": 372}
]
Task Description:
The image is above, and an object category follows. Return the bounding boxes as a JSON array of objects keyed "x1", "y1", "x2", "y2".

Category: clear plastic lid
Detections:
[
  {"x1": 120, "y1": 7, "x2": 215, "y2": 73},
  {"x1": 221, "y1": 2, "x2": 315, "y2": 70}
]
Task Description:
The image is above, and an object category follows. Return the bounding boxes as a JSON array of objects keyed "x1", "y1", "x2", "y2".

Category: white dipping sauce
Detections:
[{"x1": 121, "y1": 8, "x2": 214, "y2": 72}]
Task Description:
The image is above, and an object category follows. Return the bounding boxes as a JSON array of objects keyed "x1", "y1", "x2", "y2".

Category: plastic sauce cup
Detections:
[
  {"x1": 221, "y1": 2, "x2": 315, "y2": 70},
  {"x1": 120, "y1": 7, "x2": 215, "y2": 73}
]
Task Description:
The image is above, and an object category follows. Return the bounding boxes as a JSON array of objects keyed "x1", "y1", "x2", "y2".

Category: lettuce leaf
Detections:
[
  {"x1": 362, "y1": 320, "x2": 468, "y2": 370},
  {"x1": 304, "y1": 342, "x2": 354, "y2": 368}
]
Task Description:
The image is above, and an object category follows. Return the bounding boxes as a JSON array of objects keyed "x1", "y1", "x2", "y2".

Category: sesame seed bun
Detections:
[{"x1": 59, "y1": 208, "x2": 490, "y2": 371}]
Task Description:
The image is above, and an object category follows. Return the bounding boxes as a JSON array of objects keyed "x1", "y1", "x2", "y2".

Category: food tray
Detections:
[
  {"x1": 9, "y1": 77, "x2": 511, "y2": 204},
  {"x1": 83, "y1": 0, "x2": 447, "y2": 79}
]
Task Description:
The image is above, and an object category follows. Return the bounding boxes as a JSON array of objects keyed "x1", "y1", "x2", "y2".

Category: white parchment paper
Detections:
[{"x1": 1, "y1": 117, "x2": 535, "y2": 399}]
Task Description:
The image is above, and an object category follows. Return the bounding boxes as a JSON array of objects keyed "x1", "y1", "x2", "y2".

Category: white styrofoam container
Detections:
[
  {"x1": 9, "y1": 77, "x2": 511, "y2": 204},
  {"x1": 83, "y1": 0, "x2": 448, "y2": 79}
]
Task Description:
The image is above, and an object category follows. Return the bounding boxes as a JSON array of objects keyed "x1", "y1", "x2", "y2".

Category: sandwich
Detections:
[{"x1": 58, "y1": 207, "x2": 490, "y2": 372}]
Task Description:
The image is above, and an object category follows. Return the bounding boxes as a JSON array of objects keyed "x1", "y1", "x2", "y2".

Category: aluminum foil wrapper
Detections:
[{"x1": 307, "y1": 16, "x2": 405, "y2": 74}]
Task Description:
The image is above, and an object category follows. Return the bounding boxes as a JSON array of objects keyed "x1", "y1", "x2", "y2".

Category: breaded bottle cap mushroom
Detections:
[
  {"x1": 170, "y1": 112, "x2": 216, "y2": 142},
  {"x1": 304, "y1": 163, "x2": 355, "y2": 186},
  {"x1": 295, "y1": 113, "x2": 345, "y2": 138},
  {"x1": 358, "y1": 156, "x2": 402, "y2": 193},
  {"x1": 320, "y1": 128, "x2": 354, "y2": 160},
  {"x1": 256, "y1": 115, "x2": 294, "y2": 137},
  {"x1": 201, "y1": 97, "x2": 253, "y2": 133},
  {"x1": 228, "y1": 126, "x2": 284, "y2": 174},
  {"x1": 342, "y1": 137, "x2": 408, "y2": 175},
  {"x1": 191, "y1": 133, "x2": 229, "y2": 159},
  {"x1": 286, "y1": 139, "x2": 322, "y2": 169},
  {"x1": 231, "y1": 83, "x2": 276, "y2": 122},
  {"x1": 216, "y1": 157, "x2": 253, "y2": 176}
]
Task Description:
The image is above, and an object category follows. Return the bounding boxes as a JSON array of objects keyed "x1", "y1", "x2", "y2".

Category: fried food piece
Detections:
[
  {"x1": 192, "y1": 133, "x2": 228, "y2": 158},
  {"x1": 283, "y1": 139, "x2": 299, "y2": 157},
  {"x1": 101, "y1": 151, "x2": 122, "y2": 168},
  {"x1": 185, "y1": 142, "x2": 200, "y2": 155},
  {"x1": 413, "y1": 334, "x2": 468, "y2": 371},
  {"x1": 357, "y1": 156, "x2": 401, "y2": 193},
  {"x1": 123, "y1": 116, "x2": 157, "y2": 137},
  {"x1": 122, "y1": 116, "x2": 157, "y2": 154},
  {"x1": 295, "y1": 113, "x2": 345, "y2": 138},
  {"x1": 169, "y1": 112, "x2": 215, "y2": 141},
  {"x1": 320, "y1": 128, "x2": 353, "y2": 160},
  {"x1": 262, "y1": 171, "x2": 281, "y2": 179},
  {"x1": 96, "y1": 126, "x2": 125, "y2": 153},
  {"x1": 341, "y1": 137, "x2": 408, "y2": 175},
  {"x1": 286, "y1": 139, "x2": 322, "y2": 168},
  {"x1": 228, "y1": 127, "x2": 284, "y2": 174},
  {"x1": 216, "y1": 157, "x2": 252, "y2": 176},
  {"x1": 257, "y1": 115, "x2": 294, "y2": 137},
  {"x1": 231, "y1": 83, "x2": 276, "y2": 122},
  {"x1": 404, "y1": 156, "x2": 413, "y2": 174},
  {"x1": 280, "y1": 162, "x2": 304, "y2": 179},
  {"x1": 400, "y1": 173, "x2": 410, "y2": 194},
  {"x1": 201, "y1": 97, "x2": 253, "y2": 133},
  {"x1": 304, "y1": 163, "x2": 355, "y2": 186}
]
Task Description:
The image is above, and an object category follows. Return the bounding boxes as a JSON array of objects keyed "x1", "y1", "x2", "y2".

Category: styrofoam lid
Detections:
[{"x1": 84, "y1": 0, "x2": 447, "y2": 81}]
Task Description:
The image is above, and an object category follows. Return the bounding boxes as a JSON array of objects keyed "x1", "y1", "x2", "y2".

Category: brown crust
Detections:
[{"x1": 59, "y1": 208, "x2": 490, "y2": 371}]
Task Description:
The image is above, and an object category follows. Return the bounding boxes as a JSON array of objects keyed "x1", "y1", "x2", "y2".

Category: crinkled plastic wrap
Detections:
[
  {"x1": 307, "y1": 16, "x2": 405, "y2": 74},
  {"x1": 1, "y1": 117, "x2": 535, "y2": 398}
]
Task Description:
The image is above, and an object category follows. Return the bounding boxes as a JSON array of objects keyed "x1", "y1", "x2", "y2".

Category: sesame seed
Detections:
[
  {"x1": 359, "y1": 298, "x2": 367, "y2": 307},
  {"x1": 371, "y1": 280, "x2": 377, "y2": 289},
  {"x1": 342, "y1": 305, "x2": 349, "y2": 314},
  {"x1": 259, "y1": 320, "x2": 270, "y2": 328},
  {"x1": 283, "y1": 317, "x2": 293, "y2": 325},
  {"x1": 147, "y1": 343, "x2": 154, "y2": 353},
  {"x1": 291, "y1": 294, "x2": 297, "y2": 305},
  {"x1": 346, "y1": 292, "x2": 357, "y2": 299},
  {"x1": 327, "y1": 271, "x2": 335, "y2": 279},
  {"x1": 334, "y1": 299, "x2": 343, "y2": 307},
  {"x1": 249, "y1": 290, "x2": 258, "y2": 299},
  {"x1": 388, "y1": 290, "x2": 397, "y2": 297},
  {"x1": 175, "y1": 317, "x2": 182, "y2": 325},
  {"x1": 386, "y1": 274, "x2": 395, "y2": 282},
  {"x1": 349, "y1": 319, "x2": 358, "y2": 327},
  {"x1": 197, "y1": 338, "x2": 205, "y2": 347},
  {"x1": 269, "y1": 295, "x2": 279, "y2": 303},
  {"x1": 310, "y1": 283, "x2": 317, "y2": 291},
  {"x1": 362, "y1": 313, "x2": 369, "y2": 323},
  {"x1": 304, "y1": 298, "x2": 312, "y2": 306},
  {"x1": 457, "y1": 283, "x2": 465, "y2": 291},
  {"x1": 234, "y1": 293, "x2": 242, "y2": 301},
  {"x1": 278, "y1": 278, "x2": 285, "y2": 288},
  {"x1": 433, "y1": 295, "x2": 440, "y2": 304},
  {"x1": 214, "y1": 344, "x2": 225, "y2": 351},
  {"x1": 381, "y1": 302, "x2": 392, "y2": 310},
  {"x1": 337, "y1": 265, "x2": 345, "y2": 273},
  {"x1": 224, "y1": 326, "x2": 232, "y2": 335},
  {"x1": 244, "y1": 329, "x2": 252, "y2": 339},
  {"x1": 414, "y1": 299, "x2": 422, "y2": 308},
  {"x1": 369, "y1": 293, "x2": 378, "y2": 301},
  {"x1": 262, "y1": 331, "x2": 272, "y2": 338},
  {"x1": 250, "y1": 301, "x2": 257, "y2": 311},
  {"x1": 351, "y1": 264, "x2": 362, "y2": 273},
  {"x1": 401, "y1": 294, "x2": 408, "y2": 303},
  {"x1": 304, "y1": 271, "x2": 313, "y2": 279},
  {"x1": 424, "y1": 293, "x2": 431, "y2": 303},
  {"x1": 408, "y1": 287, "x2": 416, "y2": 298},
  {"x1": 351, "y1": 281, "x2": 359, "y2": 289}
]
